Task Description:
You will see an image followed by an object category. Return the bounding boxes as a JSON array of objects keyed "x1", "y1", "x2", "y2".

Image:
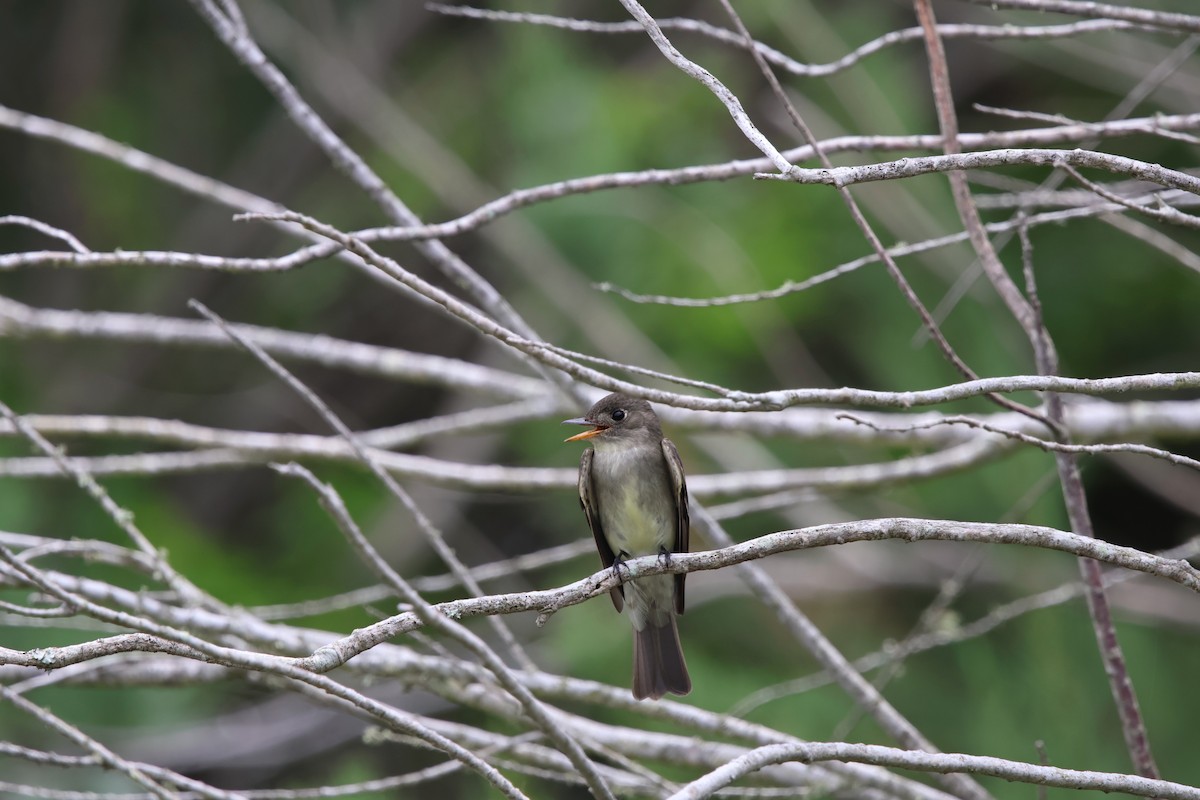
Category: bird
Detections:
[{"x1": 563, "y1": 392, "x2": 691, "y2": 700}]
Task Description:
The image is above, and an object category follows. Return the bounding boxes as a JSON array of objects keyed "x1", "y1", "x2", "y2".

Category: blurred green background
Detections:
[{"x1": 2, "y1": 1, "x2": 1199, "y2": 797}]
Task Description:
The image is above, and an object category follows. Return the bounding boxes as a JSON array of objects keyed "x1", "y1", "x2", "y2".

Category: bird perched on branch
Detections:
[{"x1": 563, "y1": 392, "x2": 691, "y2": 700}]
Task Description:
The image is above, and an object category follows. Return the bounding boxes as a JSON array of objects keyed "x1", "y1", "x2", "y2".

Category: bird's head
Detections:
[{"x1": 562, "y1": 393, "x2": 661, "y2": 444}]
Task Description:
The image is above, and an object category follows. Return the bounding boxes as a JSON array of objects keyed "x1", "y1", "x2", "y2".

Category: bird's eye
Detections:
[{"x1": 611, "y1": 408, "x2": 626, "y2": 422}]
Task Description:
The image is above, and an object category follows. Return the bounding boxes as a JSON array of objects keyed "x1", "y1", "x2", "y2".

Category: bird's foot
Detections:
[{"x1": 612, "y1": 551, "x2": 633, "y2": 584}]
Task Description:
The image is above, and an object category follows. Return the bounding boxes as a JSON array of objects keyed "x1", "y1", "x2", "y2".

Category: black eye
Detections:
[{"x1": 611, "y1": 408, "x2": 626, "y2": 422}]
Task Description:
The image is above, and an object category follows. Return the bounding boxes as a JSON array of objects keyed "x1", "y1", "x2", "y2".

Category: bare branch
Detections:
[
  {"x1": 763, "y1": 148, "x2": 1200, "y2": 196},
  {"x1": 0, "y1": 215, "x2": 89, "y2": 253},
  {"x1": 0, "y1": 684, "x2": 204, "y2": 800},
  {"x1": 670, "y1": 741, "x2": 1200, "y2": 800},
  {"x1": 0, "y1": 543, "x2": 531, "y2": 800},
  {"x1": 0, "y1": 402, "x2": 207, "y2": 607},
  {"x1": 961, "y1": 0, "x2": 1200, "y2": 35},
  {"x1": 615, "y1": 0, "x2": 791, "y2": 173},
  {"x1": 0, "y1": 297, "x2": 545, "y2": 398},
  {"x1": 186, "y1": 0, "x2": 554, "y2": 366},
  {"x1": 1057, "y1": 161, "x2": 1200, "y2": 229},
  {"x1": 431, "y1": 6, "x2": 1150, "y2": 79},
  {"x1": 838, "y1": 412, "x2": 1200, "y2": 470}
]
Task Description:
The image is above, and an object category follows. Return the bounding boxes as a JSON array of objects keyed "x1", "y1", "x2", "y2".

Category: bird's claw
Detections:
[{"x1": 612, "y1": 552, "x2": 633, "y2": 584}]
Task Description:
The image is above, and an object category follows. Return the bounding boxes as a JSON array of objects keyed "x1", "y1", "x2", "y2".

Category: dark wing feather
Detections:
[
  {"x1": 661, "y1": 438, "x2": 690, "y2": 615},
  {"x1": 579, "y1": 447, "x2": 623, "y2": 611}
]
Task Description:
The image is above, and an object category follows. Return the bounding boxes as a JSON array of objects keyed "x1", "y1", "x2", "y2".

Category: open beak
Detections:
[{"x1": 563, "y1": 417, "x2": 608, "y2": 442}]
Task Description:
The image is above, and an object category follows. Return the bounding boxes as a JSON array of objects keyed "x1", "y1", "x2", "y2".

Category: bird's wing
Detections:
[
  {"x1": 579, "y1": 447, "x2": 623, "y2": 611},
  {"x1": 661, "y1": 437, "x2": 690, "y2": 615}
]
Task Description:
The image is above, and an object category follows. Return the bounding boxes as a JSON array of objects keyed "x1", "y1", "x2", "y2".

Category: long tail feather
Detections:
[{"x1": 632, "y1": 616, "x2": 691, "y2": 700}]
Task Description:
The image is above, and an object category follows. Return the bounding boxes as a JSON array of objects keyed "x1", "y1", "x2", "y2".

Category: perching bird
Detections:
[{"x1": 563, "y1": 392, "x2": 691, "y2": 700}]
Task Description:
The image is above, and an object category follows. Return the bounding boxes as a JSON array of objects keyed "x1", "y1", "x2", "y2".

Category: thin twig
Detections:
[
  {"x1": 0, "y1": 684, "x2": 201, "y2": 800},
  {"x1": 917, "y1": 31, "x2": 1200, "y2": 341},
  {"x1": 430, "y1": 6, "x2": 1148, "y2": 79},
  {"x1": 961, "y1": 0, "x2": 1200, "y2": 35},
  {"x1": 1017, "y1": 222, "x2": 1160, "y2": 777},
  {"x1": 730, "y1": 533, "x2": 1200, "y2": 716},
  {"x1": 837, "y1": 412, "x2": 1200, "y2": 471},
  {"x1": 1057, "y1": 161, "x2": 1200, "y2": 229},
  {"x1": 186, "y1": 0, "x2": 563, "y2": 396},
  {"x1": 0, "y1": 402, "x2": 207, "y2": 607},
  {"x1": 0, "y1": 215, "x2": 90, "y2": 253},
  {"x1": 760, "y1": 148, "x2": 1200, "y2": 196},
  {"x1": 0, "y1": 297, "x2": 546, "y2": 399}
]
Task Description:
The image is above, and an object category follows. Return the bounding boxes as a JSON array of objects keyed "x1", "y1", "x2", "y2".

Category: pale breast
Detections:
[{"x1": 590, "y1": 443, "x2": 675, "y2": 558}]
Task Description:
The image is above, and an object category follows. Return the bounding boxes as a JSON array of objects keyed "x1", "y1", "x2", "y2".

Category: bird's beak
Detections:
[{"x1": 563, "y1": 417, "x2": 607, "y2": 442}]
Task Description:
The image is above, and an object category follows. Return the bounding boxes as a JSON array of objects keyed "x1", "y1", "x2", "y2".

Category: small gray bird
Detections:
[{"x1": 563, "y1": 393, "x2": 691, "y2": 700}]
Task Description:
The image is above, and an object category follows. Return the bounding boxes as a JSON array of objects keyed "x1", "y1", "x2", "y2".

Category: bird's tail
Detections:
[{"x1": 632, "y1": 615, "x2": 691, "y2": 700}]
